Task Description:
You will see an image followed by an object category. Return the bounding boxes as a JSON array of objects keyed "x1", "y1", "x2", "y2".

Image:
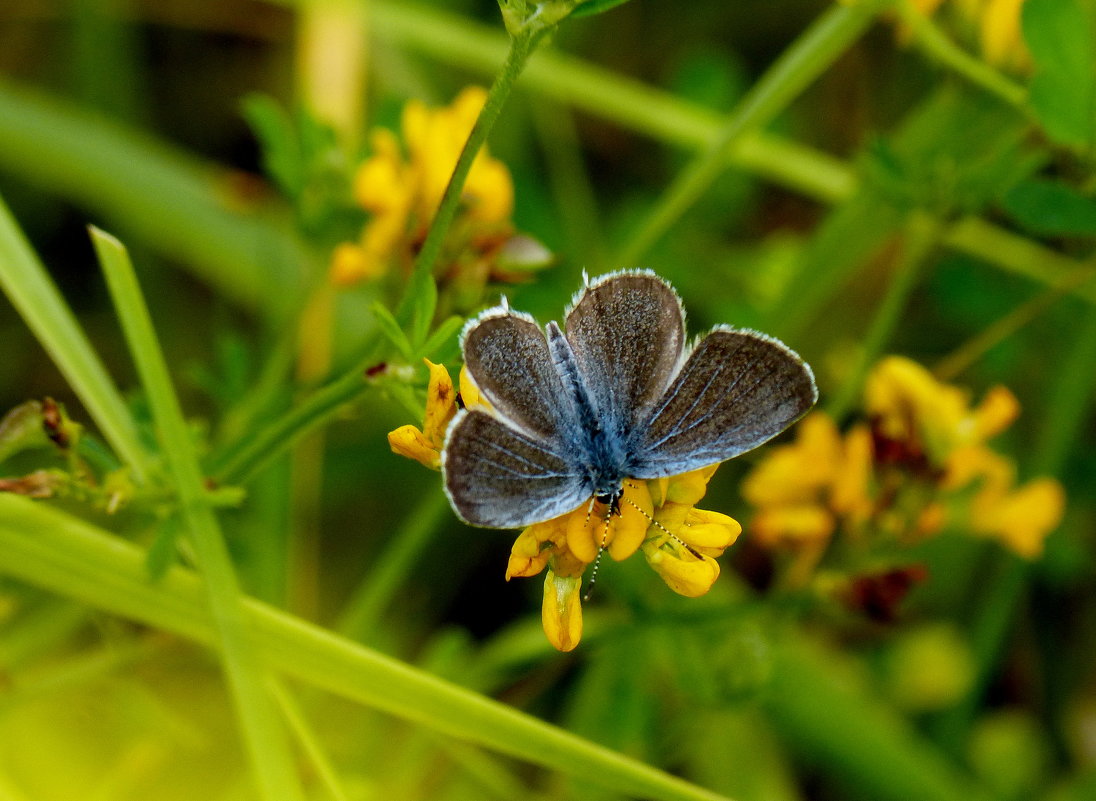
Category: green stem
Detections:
[
  {"x1": 0, "y1": 494, "x2": 735, "y2": 801},
  {"x1": 0, "y1": 194, "x2": 152, "y2": 483},
  {"x1": 396, "y1": 27, "x2": 545, "y2": 329},
  {"x1": 934, "y1": 260, "x2": 1096, "y2": 380},
  {"x1": 894, "y1": 0, "x2": 1027, "y2": 109},
  {"x1": 363, "y1": 0, "x2": 858, "y2": 204},
  {"x1": 825, "y1": 212, "x2": 942, "y2": 420},
  {"x1": 90, "y1": 228, "x2": 305, "y2": 801},
  {"x1": 210, "y1": 346, "x2": 380, "y2": 486},
  {"x1": 364, "y1": 0, "x2": 1096, "y2": 311},
  {"x1": 615, "y1": 0, "x2": 892, "y2": 267}
]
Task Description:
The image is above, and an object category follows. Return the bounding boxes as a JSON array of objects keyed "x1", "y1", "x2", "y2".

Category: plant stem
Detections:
[
  {"x1": 210, "y1": 344, "x2": 382, "y2": 486},
  {"x1": 934, "y1": 260, "x2": 1096, "y2": 380},
  {"x1": 615, "y1": 0, "x2": 892, "y2": 267},
  {"x1": 894, "y1": 0, "x2": 1027, "y2": 109},
  {"x1": 365, "y1": 0, "x2": 858, "y2": 203},
  {"x1": 825, "y1": 212, "x2": 942, "y2": 420},
  {"x1": 269, "y1": 677, "x2": 351, "y2": 801},
  {"x1": 396, "y1": 25, "x2": 544, "y2": 328},
  {"x1": 91, "y1": 228, "x2": 305, "y2": 801}
]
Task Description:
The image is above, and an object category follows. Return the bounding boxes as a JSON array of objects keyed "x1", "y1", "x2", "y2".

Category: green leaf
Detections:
[
  {"x1": 572, "y1": 0, "x2": 635, "y2": 18},
  {"x1": 409, "y1": 274, "x2": 439, "y2": 350},
  {"x1": 1022, "y1": 0, "x2": 1096, "y2": 148},
  {"x1": 371, "y1": 302, "x2": 416, "y2": 362},
  {"x1": 1002, "y1": 179, "x2": 1096, "y2": 237}
]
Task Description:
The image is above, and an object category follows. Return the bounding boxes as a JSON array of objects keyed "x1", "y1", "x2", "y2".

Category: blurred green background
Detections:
[{"x1": 1, "y1": 1, "x2": 1095, "y2": 800}]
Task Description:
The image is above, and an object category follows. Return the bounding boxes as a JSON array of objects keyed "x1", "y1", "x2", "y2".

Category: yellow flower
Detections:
[
  {"x1": 865, "y1": 356, "x2": 1019, "y2": 469},
  {"x1": 330, "y1": 88, "x2": 515, "y2": 287},
  {"x1": 542, "y1": 569, "x2": 583, "y2": 652},
  {"x1": 744, "y1": 357, "x2": 1065, "y2": 574},
  {"x1": 971, "y1": 477, "x2": 1064, "y2": 558},
  {"x1": 506, "y1": 466, "x2": 741, "y2": 651},
  {"x1": 388, "y1": 360, "x2": 484, "y2": 469},
  {"x1": 741, "y1": 412, "x2": 872, "y2": 548}
]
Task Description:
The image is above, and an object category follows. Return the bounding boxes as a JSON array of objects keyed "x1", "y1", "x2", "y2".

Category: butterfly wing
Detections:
[
  {"x1": 461, "y1": 306, "x2": 579, "y2": 445},
  {"x1": 447, "y1": 306, "x2": 592, "y2": 528},
  {"x1": 631, "y1": 328, "x2": 817, "y2": 477},
  {"x1": 563, "y1": 271, "x2": 686, "y2": 440},
  {"x1": 443, "y1": 409, "x2": 591, "y2": 528}
]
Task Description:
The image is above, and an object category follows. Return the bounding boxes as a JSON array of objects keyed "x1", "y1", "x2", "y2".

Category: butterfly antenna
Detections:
[
  {"x1": 583, "y1": 501, "x2": 613, "y2": 602},
  {"x1": 583, "y1": 547, "x2": 605, "y2": 602},
  {"x1": 622, "y1": 480, "x2": 704, "y2": 560}
]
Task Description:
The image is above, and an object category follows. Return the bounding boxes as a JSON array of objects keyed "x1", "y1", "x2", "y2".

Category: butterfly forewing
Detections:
[
  {"x1": 461, "y1": 309, "x2": 579, "y2": 444},
  {"x1": 564, "y1": 272, "x2": 686, "y2": 438},
  {"x1": 632, "y1": 329, "x2": 817, "y2": 477},
  {"x1": 443, "y1": 409, "x2": 591, "y2": 528}
]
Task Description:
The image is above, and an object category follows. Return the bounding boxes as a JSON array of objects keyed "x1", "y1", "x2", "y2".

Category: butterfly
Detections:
[{"x1": 442, "y1": 270, "x2": 817, "y2": 529}]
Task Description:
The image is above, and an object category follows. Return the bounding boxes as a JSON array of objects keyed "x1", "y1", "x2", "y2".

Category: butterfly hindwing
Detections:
[{"x1": 442, "y1": 409, "x2": 591, "y2": 528}]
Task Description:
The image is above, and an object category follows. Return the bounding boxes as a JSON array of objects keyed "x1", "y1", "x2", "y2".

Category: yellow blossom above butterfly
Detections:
[{"x1": 331, "y1": 87, "x2": 515, "y2": 288}]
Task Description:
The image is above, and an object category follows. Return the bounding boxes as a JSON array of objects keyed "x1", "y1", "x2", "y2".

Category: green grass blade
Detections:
[
  {"x1": 0, "y1": 195, "x2": 152, "y2": 482},
  {"x1": 0, "y1": 494, "x2": 735, "y2": 801},
  {"x1": 89, "y1": 227, "x2": 306, "y2": 801}
]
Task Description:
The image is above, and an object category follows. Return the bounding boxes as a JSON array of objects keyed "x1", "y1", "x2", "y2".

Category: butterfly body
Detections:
[
  {"x1": 544, "y1": 321, "x2": 634, "y2": 499},
  {"x1": 442, "y1": 270, "x2": 818, "y2": 529}
]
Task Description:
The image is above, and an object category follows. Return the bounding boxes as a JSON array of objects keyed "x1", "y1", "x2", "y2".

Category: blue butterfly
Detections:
[{"x1": 443, "y1": 270, "x2": 817, "y2": 528}]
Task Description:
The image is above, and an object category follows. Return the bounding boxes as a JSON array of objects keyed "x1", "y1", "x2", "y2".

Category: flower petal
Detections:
[
  {"x1": 422, "y1": 359, "x2": 458, "y2": 447},
  {"x1": 542, "y1": 569, "x2": 583, "y2": 652},
  {"x1": 751, "y1": 504, "x2": 834, "y2": 546},
  {"x1": 676, "y1": 506, "x2": 742, "y2": 553},
  {"x1": 607, "y1": 481, "x2": 653, "y2": 561},
  {"x1": 387, "y1": 424, "x2": 440, "y2": 469},
  {"x1": 642, "y1": 540, "x2": 721, "y2": 597},
  {"x1": 506, "y1": 525, "x2": 550, "y2": 580},
  {"x1": 664, "y1": 465, "x2": 716, "y2": 506},
  {"x1": 972, "y1": 477, "x2": 1065, "y2": 559}
]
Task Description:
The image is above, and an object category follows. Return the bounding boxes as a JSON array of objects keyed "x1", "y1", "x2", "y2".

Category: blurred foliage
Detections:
[{"x1": 1, "y1": 1, "x2": 1095, "y2": 800}]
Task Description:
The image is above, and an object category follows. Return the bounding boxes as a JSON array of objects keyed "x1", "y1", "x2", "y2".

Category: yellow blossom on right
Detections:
[
  {"x1": 743, "y1": 356, "x2": 1065, "y2": 564},
  {"x1": 328, "y1": 87, "x2": 547, "y2": 307}
]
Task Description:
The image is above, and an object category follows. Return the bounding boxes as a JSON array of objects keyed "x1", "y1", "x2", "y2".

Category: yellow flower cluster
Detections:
[
  {"x1": 743, "y1": 356, "x2": 1064, "y2": 563},
  {"x1": 331, "y1": 87, "x2": 515, "y2": 287},
  {"x1": 911, "y1": 0, "x2": 1030, "y2": 70},
  {"x1": 508, "y1": 467, "x2": 741, "y2": 651},
  {"x1": 389, "y1": 361, "x2": 741, "y2": 651}
]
